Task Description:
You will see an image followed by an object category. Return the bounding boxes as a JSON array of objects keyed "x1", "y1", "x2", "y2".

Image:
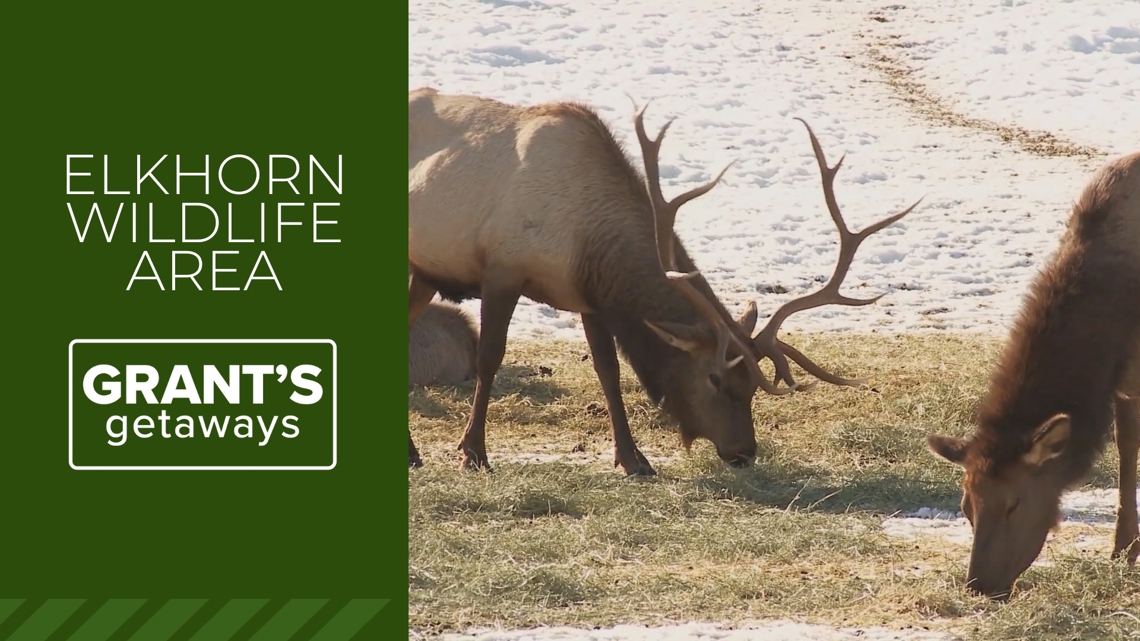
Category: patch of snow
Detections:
[
  {"x1": 882, "y1": 517, "x2": 976, "y2": 546},
  {"x1": 881, "y1": 487, "x2": 1135, "y2": 546},
  {"x1": 1059, "y1": 486, "x2": 1124, "y2": 522},
  {"x1": 484, "y1": 449, "x2": 682, "y2": 466},
  {"x1": 438, "y1": 621, "x2": 959, "y2": 641}
]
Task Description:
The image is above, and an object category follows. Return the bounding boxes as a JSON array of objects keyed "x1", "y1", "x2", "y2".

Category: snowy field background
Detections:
[
  {"x1": 409, "y1": 0, "x2": 1140, "y2": 638},
  {"x1": 411, "y1": 0, "x2": 1140, "y2": 340}
]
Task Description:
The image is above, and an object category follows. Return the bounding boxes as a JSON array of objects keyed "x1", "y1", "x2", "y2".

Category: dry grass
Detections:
[{"x1": 409, "y1": 334, "x2": 1140, "y2": 640}]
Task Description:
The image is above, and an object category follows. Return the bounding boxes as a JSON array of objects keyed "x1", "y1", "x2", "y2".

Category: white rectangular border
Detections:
[{"x1": 68, "y1": 339, "x2": 337, "y2": 471}]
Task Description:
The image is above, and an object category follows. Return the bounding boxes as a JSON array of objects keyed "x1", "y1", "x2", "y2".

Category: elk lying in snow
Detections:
[
  {"x1": 409, "y1": 87, "x2": 919, "y2": 475},
  {"x1": 408, "y1": 301, "x2": 479, "y2": 467},
  {"x1": 927, "y1": 151, "x2": 1140, "y2": 599}
]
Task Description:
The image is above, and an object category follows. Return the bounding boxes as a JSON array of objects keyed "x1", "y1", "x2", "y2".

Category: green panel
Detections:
[{"x1": 1, "y1": 3, "x2": 407, "y2": 630}]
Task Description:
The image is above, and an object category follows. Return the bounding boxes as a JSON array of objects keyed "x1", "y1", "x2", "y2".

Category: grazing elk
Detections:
[
  {"x1": 409, "y1": 87, "x2": 919, "y2": 475},
  {"x1": 927, "y1": 151, "x2": 1140, "y2": 599},
  {"x1": 408, "y1": 301, "x2": 479, "y2": 468}
]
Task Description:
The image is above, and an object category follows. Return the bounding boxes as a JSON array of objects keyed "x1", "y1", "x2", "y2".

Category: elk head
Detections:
[
  {"x1": 630, "y1": 101, "x2": 921, "y2": 467},
  {"x1": 927, "y1": 414, "x2": 1072, "y2": 599},
  {"x1": 631, "y1": 100, "x2": 762, "y2": 467}
]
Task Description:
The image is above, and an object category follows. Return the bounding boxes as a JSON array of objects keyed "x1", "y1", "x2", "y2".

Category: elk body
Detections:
[
  {"x1": 927, "y1": 151, "x2": 1140, "y2": 599},
  {"x1": 409, "y1": 86, "x2": 918, "y2": 475},
  {"x1": 408, "y1": 301, "x2": 478, "y2": 468},
  {"x1": 409, "y1": 302, "x2": 478, "y2": 388}
]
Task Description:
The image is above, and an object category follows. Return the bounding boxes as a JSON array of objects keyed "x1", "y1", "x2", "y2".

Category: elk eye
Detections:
[
  {"x1": 707, "y1": 373, "x2": 722, "y2": 390},
  {"x1": 1006, "y1": 498, "x2": 1020, "y2": 517}
]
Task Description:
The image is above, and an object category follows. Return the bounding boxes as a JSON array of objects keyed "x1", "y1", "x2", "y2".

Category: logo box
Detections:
[{"x1": 68, "y1": 339, "x2": 337, "y2": 470}]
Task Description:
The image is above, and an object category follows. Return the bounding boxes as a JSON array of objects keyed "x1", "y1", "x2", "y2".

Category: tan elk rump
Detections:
[
  {"x1": 408, "y1": 301, "x2": 478, "y2": 468},
  {"x1": 409, "y1": 302, "x2": 478, "y2": 388},
  {"x1": 408, "y1": 87, "x2": 920, "y2": 475},
  {"x1": 927, "y1": 151, "x2": 1140, "y2": 599}
]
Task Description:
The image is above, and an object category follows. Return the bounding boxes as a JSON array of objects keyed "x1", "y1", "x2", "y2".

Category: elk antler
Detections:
[
  {"x1": 751, "y1": 118, "x2": 923, "y2": 390},
  {"x1": 630, "y1": 98, "x2": 789, "y2": 395}
]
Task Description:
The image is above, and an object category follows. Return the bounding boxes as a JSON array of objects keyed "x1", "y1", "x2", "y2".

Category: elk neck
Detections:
[
  {"x1": 575, "y1": 207, "x2": 735, "y2": 405},
  {"x1": 974, "y1": 214, "x2": 1140, "y2": 484}
]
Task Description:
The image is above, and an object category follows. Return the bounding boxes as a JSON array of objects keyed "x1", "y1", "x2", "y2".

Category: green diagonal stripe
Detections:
[
  {"x1": 246, "y1": 600, "x2": 328, "y2": 641},
  {"x1": 164, "y1": 599, "x2": 226, "y2": 641},
  {"x1": 186, "y1": 599, "x2": 269, "y2": 641},
  {"x1": 308, "y1": 600, "x2": 388, "y2": 641},
  {"x1": 43, "y1": 599, "x2": 105, "y2": 641},
  {"x1": 126, "y1": 600, "x2": 207, "y2": 641},
  {"x1": 7, "y1": 599, "x2": 85, "y2": 641},
  {"x1": 67, "y1": 600, "x2": 147, "y2": 641},
  {"x1": 0, "y1": 601, "x2": 26, "y2": 627}
]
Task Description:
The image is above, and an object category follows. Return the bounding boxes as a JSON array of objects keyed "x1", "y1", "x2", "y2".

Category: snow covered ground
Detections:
[
  {"x1": 873, "y1": 0, "x2": 1140, "y2": 154},
  {"x1": 409, "y1": 0, "x2": 1140, "y2": 637},
  {"x1": 410, "y1": 0, "x2": 1140, "y2": 341}
]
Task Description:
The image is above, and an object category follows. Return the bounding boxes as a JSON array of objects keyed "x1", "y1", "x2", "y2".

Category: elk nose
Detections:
[
  {"x1": 965, "y1": 576, "x2": 1011, "y2": 601},
  {"x1": 716, "y1": 441, "x2": 756, "y2": 468},
  {"x1": 724, "y1": 445, "x2": 756, "y2": 468},
  {"x1": 727, "y1": 454, "x2": 754, "y2": 468}
]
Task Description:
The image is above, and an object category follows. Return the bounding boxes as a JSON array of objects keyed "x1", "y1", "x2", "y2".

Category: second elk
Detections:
[{"x1": 408, "y1": 87, "x2": 921, "y2": 475}]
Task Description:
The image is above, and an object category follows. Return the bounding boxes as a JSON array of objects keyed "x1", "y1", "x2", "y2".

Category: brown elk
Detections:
[
  {"x1": 408, "y1": 301, "x2": 479, "y2": 468},
  {"x1": 408, "y1": 87, "x2": 919, "y2": 475},
  {"x1": 927, "y1": 151, "x2": 1140, "y2": 599}
]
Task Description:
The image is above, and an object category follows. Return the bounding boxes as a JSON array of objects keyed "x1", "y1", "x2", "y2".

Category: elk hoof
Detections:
[
  {"x1": 623, "y1": 462, "x2": 656, "y2": 477},
  {"x1": 617, "y1": 450, "x2": 656, "y2": 477},
  {"x1": 409, "y1": 454, "x2": 423, "y2": 469},
  {"x1": 460, "y1": 449, "x2": 492, "y2": 471},
  {"x1": 1111, "y1": 532, "x2": 1140, "y2": 564},
  {"x1": 1112, "y1": 515, "x2": 1139, "y2": 563}
]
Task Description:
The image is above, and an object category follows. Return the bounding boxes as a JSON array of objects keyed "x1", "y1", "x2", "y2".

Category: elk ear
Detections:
[
  {"x1": 644, "y1": 319, "x2": 709, "y2": 354},
  {"x1": 1022, "y1": 413, "x2": 1071, "y2": 467},
  {"x1": 926, "y1": 434, "x2": 969, "y2": 466},
  {"x1": 735, "y1": 301, "x2": 758, "y2": 335}
]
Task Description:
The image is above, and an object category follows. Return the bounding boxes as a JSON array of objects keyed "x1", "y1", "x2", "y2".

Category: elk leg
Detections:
[
  {"x1": 1112, "y1": 395, "x2": 1140, "y2": 563},
  {"x1": 456, "y1": 282, "x2": 520, "y2": 470},
  {"x1": 409, "y1": 433, "x2": 423, "y2": 469},
  {"x1": 409, "y1": 271, "x2": 437, "y2": 327},
  {"x1": 581, "y1": 314, "x2": 655, "y2": 477},
  {"x1": 408, "y1": 272, "x2": 437, "y2": 468}
]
